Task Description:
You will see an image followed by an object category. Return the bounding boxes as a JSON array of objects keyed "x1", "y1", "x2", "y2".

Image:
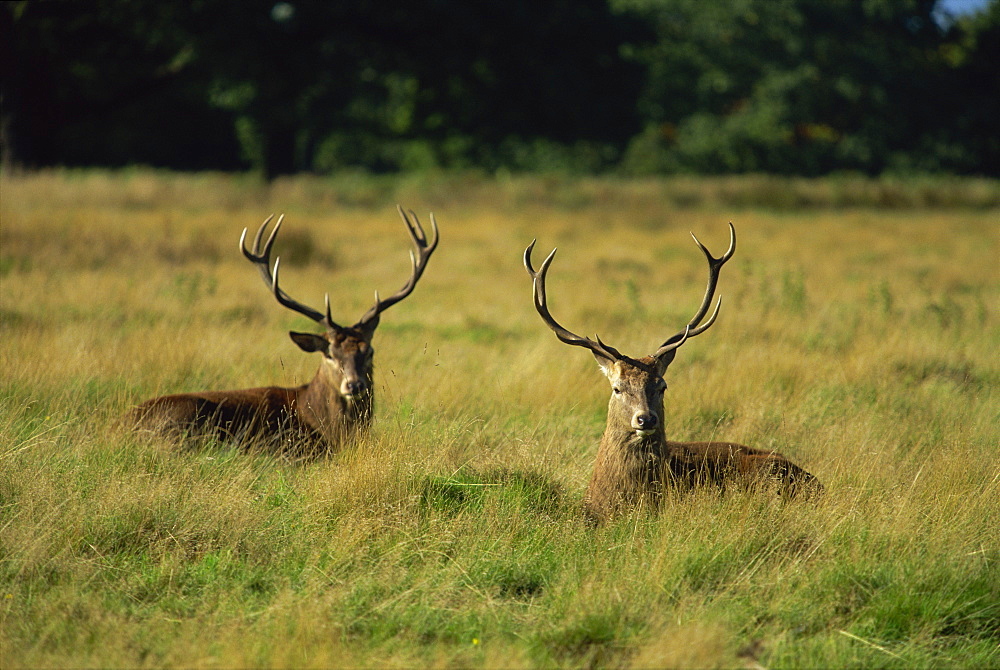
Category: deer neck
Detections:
[
  {"x1": 586, "y1": 402, "x2": 668, "y2": 517},
  {"x1": 599, "y1": 405, "x2": 668, "y2": 463},
  {"x1": 297, "y1": 360, "x2": 373, "y2": 440}
]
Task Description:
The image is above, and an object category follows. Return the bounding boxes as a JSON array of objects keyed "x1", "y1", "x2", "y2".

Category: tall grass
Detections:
[{"x1": 1, "y1": 169, "x2": 998, "y2": 668}]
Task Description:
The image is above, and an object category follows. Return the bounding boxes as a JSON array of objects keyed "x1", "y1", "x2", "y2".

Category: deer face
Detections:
[
  {"x1": 524, "y1": 224, "x2": 735, "y2": 440},
  {"x1": 241, "y1": 207, "x2": 436, "y2": 407},
  {"x1": 290, "y1": 330, "x2": 374, "y2": 403},
  {"x1": 598, "y1": 356, "x2": 669, "y2": 437}
]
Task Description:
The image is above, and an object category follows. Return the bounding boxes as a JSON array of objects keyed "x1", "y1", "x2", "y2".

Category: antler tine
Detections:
[
  {"x1": 240, "y1": 214, "x2": 283, "y2": 286},
  {"x1": 324, "y1": 293, "x2": 334, "y2": 325},
  {"x1": 269, "y1": 258, "x2": 328, "y2": 324},
  {"x1": 652, "y1": 325, "x2": 692, "y2": 357},
  {"x1": 653, "y1": 222, "x2": 735, "y2": 359},
  {"x1": 524, "y1": 240, "x2": 622, "y2": 361},
  {"x1": 356, "y1": 206, "x2": 439, "y2": 328},
  {"x1": 688, "y1": 294, "x2": 722, "y2": 337},
  {"x1": 398, "y1": 203, "x2": 428, "y2": 245},
  {"x1": 240, "y1": 214, "x2": 337, "y2": 328},
  {"x1": 686, "y1": 221, "x2": 735, "y2": 329}
]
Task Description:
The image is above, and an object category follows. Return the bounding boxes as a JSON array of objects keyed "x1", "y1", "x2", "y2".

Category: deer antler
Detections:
[
  {"x1": 524, "y1": 240, "x2": 624, "y2": 362},
  {"x1": 652, "y1": 222, "x2": 735, "y2": 359},
  {"x1": 240, "y1": 214, "x2": 341, "y2": 329},
  {"x1": 356, "y1": 206, "x2": 439, "y2": 329}
]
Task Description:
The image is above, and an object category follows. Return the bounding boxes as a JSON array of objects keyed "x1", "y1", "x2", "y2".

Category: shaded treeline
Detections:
[{"x1": 3, "y1": 0, "x2": 999, "y2": 177}]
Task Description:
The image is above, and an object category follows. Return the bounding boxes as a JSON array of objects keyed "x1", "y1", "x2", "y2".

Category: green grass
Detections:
[{"x1": 1, "y1": 169, "x2": 998, "y2": 668}]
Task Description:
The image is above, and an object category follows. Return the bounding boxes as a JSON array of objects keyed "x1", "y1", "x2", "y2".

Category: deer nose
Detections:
[
  {"x1": 341, "y1": 379, "x2": 367, "y2": 397},
  {"x1": 633, "y1": 412, "x2": 658, "y2": 434}
]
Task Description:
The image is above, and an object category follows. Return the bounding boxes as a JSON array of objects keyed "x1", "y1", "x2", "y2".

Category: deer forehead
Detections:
[
  {"x1": 329, "y1": 331, "x2": 371, "y2": 352},
  {"x1": 325, "y1": 334, "x2": 373, "y2": 364},
  {"x1": 603, "y1": 357, "x2": 662, "y2": 389}
]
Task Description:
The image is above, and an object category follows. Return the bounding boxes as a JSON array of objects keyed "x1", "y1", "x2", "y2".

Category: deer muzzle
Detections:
[
  {"x1": 632, "y1": 411, "x2": 659, "y2": 436},
  {"x1": 340, "y1": 378, "x2": 368, "y2": 401}
]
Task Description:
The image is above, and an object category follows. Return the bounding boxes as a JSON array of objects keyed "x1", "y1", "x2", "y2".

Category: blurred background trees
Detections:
[{"x1": 4, "y1": 0, "x2": 998, "y2": 177}]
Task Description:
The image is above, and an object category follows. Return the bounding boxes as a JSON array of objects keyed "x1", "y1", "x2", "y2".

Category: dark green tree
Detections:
[
  {"x1": 615, "y1": 0, "x2": 997, "y2": 175},
  {"x1": 4, "y1": 0, "x2": 998, "y2": 176},
  {"x1": 945, "y1": 1, "x2": 1000, "y2": 174},
  {"x1": 4, "y1": 0, "x2": 644, "y2": 177},
  {"x1": 3, "y1": 1, "x2": 241, "y2": 170}
]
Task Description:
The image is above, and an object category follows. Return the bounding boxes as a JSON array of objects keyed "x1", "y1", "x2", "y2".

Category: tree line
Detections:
[{"x1": 4, "y1": 0, "x2": 998, "y2": 178}]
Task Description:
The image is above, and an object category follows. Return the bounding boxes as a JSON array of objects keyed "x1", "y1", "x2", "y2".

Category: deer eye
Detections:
[{"x1": 612, "y1": 387, "x2": 622, "y2": 395}]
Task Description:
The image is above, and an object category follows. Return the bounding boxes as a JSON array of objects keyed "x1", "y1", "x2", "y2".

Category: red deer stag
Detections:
[
  {"x1": 133, "y1": 206, "x2": 439, "y2": 458},
  {"x1": 524, "y1": 224, "x2": 820, "y2": 523}
]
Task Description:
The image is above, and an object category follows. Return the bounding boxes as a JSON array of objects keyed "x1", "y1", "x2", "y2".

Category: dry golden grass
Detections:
[{"x1": 1, "y1": 169, "x2": 998, "y2": 668}]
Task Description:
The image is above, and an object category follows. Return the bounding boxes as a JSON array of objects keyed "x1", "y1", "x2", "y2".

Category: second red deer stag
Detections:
[
  {"x1": 133, "y1": 206, "x2": 438, "y2": 458},
  {"x1": 524, "y1": 224, "x2": 820, "y2": 523}
]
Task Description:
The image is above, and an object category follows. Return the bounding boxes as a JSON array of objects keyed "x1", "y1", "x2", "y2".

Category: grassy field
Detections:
[{"x1": 2, "y1": 169, "x2": 998, "y2": 668}]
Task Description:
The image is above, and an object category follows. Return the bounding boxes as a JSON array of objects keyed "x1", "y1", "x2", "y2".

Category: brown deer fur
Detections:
[
  {"x1": 524, "y1": 224, "x2": 820, "y2": 523},
  {"x1": 583, "y1": 354, "x2": 821, "y2": 523},
  {"x1": 132, "y1": 208, "x2": 437, "y2": 458},
  {"x1": 132, "y1": 328, "x2": 374, "y2": 458}
]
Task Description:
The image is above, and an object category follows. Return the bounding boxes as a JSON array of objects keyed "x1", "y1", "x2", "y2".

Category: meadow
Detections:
[{"x1": 1, "y1": 169, "x2": 998, "y2": 668}]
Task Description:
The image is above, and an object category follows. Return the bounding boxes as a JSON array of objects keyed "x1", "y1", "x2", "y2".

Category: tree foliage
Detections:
[
  {"x1": 617, "y1": 0, "x2": 999, "y2": 175},
  {"x1": 3, "y1": 0, "x2": 998, "y2": 176}
]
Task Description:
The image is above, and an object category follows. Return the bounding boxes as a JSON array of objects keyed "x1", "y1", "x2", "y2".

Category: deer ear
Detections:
[
  {"x1": 289, "y1": 331, "x2": 328, "y2": 353},
  {"x1": 653, "y1": 349, "x2": 677, "y2": 376},
  {"x1": 593, "y1": 352, "x2": 615, "y2": 377}
]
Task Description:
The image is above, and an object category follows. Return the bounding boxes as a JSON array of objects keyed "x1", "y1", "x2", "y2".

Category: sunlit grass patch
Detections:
[{"x1": 1, "y1": 170, "x2": 997, "y2": 668}]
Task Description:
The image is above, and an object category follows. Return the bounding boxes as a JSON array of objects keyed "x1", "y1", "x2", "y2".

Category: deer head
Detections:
[
  {"x1": 241, "y1": 206, "x2": 439, "y2": 406},
  {"x1": 524, "y1": 224, "x2": 735, "y2": 439}
]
